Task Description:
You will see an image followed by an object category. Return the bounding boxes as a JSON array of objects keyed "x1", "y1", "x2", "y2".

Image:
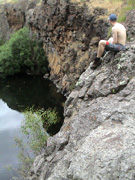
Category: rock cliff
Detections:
[
  {"x1": 28, "y1": 44, "x2": 135, "y2": 180},
  {"x1": 0, "y1": 0, "x2": 37, "y2": 40},
  {"x1": 1, "y1": 0, "x2": 109, "y2": 94},
  {"x1": 1, "y1": 0, "x2": 134, "y2": 95},
  {"x1": 1, "y1": 1, "x2": 135, "y2": 179},
  {"x1": 27, "y1": 0, "x2": 110, "y2": 94}
]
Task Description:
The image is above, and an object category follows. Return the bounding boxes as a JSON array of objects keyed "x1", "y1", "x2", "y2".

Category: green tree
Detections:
[{"x1": 0, "y1": 27, "x2": 48, "y2": 78}]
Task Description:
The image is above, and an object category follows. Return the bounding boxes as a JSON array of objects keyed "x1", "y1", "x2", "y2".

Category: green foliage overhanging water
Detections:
[
  {"x1": 10, "y1": 108, "x2": 60, "y2": 180},
  {"x1": 0, "y1": 27, "x2": 48, "y2": 78}
]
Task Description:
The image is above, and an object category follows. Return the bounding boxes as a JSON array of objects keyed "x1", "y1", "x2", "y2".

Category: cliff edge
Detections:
[
  {"x1": 29, "y1": 44, "x2": 135, "y2": 180},
  {"x1": 1, "y1": 1, "x2": 135, "y2": 179}
]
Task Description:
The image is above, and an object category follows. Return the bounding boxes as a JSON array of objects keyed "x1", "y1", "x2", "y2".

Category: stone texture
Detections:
[
  {"x1": 67, "y1": 122, "x2": 135, "y2": 180},
  {"x1": 26, "y1": 0, "x2": 109, "y2": 94},
  {"x1": 1, "y1": 1, "x2": 135, "y2": 95},
  {"x1": 1, "y1": 1, "x2": 135, "y2": 179},
  {"x1": 0, "y1": 0, "x2": 37, "y2": 40},
  {"x1": 0, "y1": 5, "x2": 10, "y2": 40},
  {"x1": 28, "y1": 44, "x2": 135, "y2": 180},
  {"x1": 125, "y1": 10, "x2": 135, "y2": 42}
]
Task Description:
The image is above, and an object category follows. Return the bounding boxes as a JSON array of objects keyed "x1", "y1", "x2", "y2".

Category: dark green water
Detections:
[{"x1": 0, "y1": 74, "x2": 66, "y2": 180}]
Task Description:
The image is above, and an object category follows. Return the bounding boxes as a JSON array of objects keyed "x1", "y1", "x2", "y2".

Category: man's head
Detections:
[{"x1": 108, "y1": 14, "x2": 117, "y2": 24}]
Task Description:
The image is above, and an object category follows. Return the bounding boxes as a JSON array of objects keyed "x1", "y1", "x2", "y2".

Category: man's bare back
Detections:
[{"x1": 112, "y1": 23, "x2": 126, "y2": 45}]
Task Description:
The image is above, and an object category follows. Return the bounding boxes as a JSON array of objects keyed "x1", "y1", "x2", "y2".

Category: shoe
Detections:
[{"x1": 91, "y1": 58, "x2": 102, "y2": 69}]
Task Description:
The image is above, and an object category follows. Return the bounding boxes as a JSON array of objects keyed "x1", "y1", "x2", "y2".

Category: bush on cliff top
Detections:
[{"x1": 0, "y1": 27, "x2": 48, "y2": 78}]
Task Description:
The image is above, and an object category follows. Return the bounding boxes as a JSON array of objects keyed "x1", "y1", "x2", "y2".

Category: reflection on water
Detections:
[
  {"x1": 0, "y1": 100, "x2": 24, "y2": 131},
  {"x1": 0, "y1": 99, "x2": 24, "y2": 180},
  {"x1": 0, "y1": 74, "x2": 65, "y2": 180}
]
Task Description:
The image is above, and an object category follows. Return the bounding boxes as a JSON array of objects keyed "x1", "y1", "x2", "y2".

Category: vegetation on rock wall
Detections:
[
  {"x1": 0, "y1": 27, "x2": 48, "y2": 78},
  {"x1": 118, "y1": 0, "x2": 135, "y2": 22},
  {"x1": 11, "y1": 108, "x2": 60, "y2": 180}
]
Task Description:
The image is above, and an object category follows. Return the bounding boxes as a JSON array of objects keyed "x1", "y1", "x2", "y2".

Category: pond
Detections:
[{"x1": 0, "y1": 74, "x2": 66, "y2": 180}]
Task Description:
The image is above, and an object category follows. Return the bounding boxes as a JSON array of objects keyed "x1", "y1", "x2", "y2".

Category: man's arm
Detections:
[{"x1": 112, "y1": 28, "x2": 118, "y2": 44}]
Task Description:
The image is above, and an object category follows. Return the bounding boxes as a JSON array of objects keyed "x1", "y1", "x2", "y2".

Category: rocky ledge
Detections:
[{"x1": 29, "y1": 44, "x2": 135, "y2": 180}]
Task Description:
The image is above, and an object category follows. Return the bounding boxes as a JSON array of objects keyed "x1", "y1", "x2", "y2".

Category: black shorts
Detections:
[{"x1": 105, "y1": 42, "x2": 126, "y2": 52}]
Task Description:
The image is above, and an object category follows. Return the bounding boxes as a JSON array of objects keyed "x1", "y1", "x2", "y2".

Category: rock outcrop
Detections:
[
  {"x1": 1, "y1": 0, "x2": 135, "y2": 95},
  {"x1": 0, "y1": 4, "x2": 10, "y2": 40},
  {"x1": 26, "y1": 0, "x2": 109, "y2": 94},
  {"x1": 28, "y1": 44, "x2": 135, "y2": 180},
  {"x1": 0, "y1": 0, "x2": 109, "y2": 94},
  {"x1": 1, "y1": 1, "x2": 135, "y2": 179},
  {"x1": 0, "y1": 0, "x2": 37, "y2": 40},
  {"x1": 125, "y1": 9, "x2": 135, "y2": 42}
]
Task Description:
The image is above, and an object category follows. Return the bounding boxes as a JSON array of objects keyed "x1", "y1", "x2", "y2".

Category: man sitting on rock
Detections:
[{"x1": 91, "y1": 14, "x2": 126, "y2": 69}]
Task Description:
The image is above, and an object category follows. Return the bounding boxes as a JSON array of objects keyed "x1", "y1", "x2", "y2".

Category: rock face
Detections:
[
  {"x1": 1, "y1": 0, "x2": 135, "y2": 95},
  {"x1": 0, "y1": 0, "x2": 109, "y2": 94},
  {"x1": 29, "y1": 45, "x2": 135, "y2": 180},
  {"x1": 125, "y1": 9, "x2": 135, "y2": 42},
  {"x1": 27, "y1": 0, "x2": 109, "y2": 94},
  {"x1": 0, "y1": 0, "x2": 37, "y2": 40},
  {"x1": 0, "y1": 5, "x2": 10, "y2": 40},
  {"x1": 1, "y1": 2, "x2": 135, "y2": 179}
]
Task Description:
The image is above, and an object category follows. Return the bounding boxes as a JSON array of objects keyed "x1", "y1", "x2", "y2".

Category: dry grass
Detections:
[
  {"x1": 76, "y1": 50, "x2": 89, "y2": 70},
  {"x1": 79, "y1": 51, "x2": 89, "y2": 63},
  {"x1": 71, "y1": 0, "x2": 124, "y2": 18},
  {"x1": 68, "y1": 41, "x2": 84, "y2": 51},
  {"x1": 72, "y1": 0, "x2": 135, "y2": 23},
  {"x1": 48, "y1": 52, "x2": 61, "y2": 75},
  {"x1": 0, "y1": 0, "x2": 18, "y2": 4}
]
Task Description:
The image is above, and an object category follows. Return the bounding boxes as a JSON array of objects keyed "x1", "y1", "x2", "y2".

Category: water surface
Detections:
[
  {"x1": 0, "y1": 99, "x2": 24, "y2": 180},
  {"x1": 0, "y1": 75, "x2": 65, "y2": 180}
]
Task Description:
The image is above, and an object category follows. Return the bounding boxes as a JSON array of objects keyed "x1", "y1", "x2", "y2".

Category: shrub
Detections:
[
  {"x1": 11, "y1": 108, "x2": 60, "y2": 180},
  {"x1": 21, "y1": 108, "x2": 60, "y2": 155},
  {"x1": 0, "y1": 27, "x2": 48, "y2": 78}
]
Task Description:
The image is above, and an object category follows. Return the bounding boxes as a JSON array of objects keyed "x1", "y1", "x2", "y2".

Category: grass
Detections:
[
  {"x1": 48, "y1": 51, "x2": 61, "y2": 75},
  {"x1": 118, "y1": 0, "x2": 135, "y2": 22},
  {"x1": 0, "y1": 0, "x2": 18, "y2": 4},
  {"x1": 71, "y1": 0, "x2": 123, "y2": 16},
  {"x1": 70, "y1": 0, "x2": 135, "y2": 23},
  {"x1": 1, "y1": 0, "x2": 134, "y2": 22}
]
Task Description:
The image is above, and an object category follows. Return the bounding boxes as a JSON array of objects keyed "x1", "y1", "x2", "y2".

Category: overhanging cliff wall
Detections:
[{"x1": 26, "y1": 0, "x2": 109, "y2": 94}]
